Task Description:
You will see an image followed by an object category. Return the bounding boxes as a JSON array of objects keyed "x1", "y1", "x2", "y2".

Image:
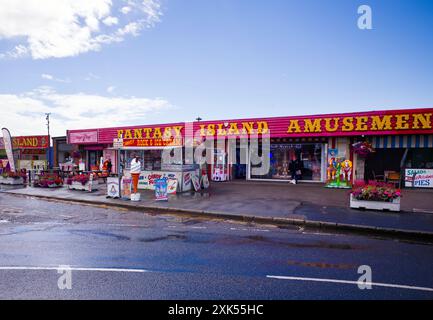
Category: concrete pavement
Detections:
[{"x1": 2, "y1": 181, "x2": 433, "y2": 240}]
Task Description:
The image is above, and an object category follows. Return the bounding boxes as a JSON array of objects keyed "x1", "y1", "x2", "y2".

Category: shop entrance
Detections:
[
  {"x1": 364, "y1": 149, "x2": 405, "y2": 181},
  {"x1": 233, "y1": 146, "x2": 247, "y2": 179},
  {"x1": 249, "y1": 142, "x2": 323, "y2": 182},
  {"x1": 88, "y1": 150, "x2": 103, "y2": 171}
]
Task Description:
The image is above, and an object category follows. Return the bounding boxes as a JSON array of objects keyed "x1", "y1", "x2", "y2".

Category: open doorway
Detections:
[{"x1": 364, "y1": 149, "x2": 405, "y2": 181}]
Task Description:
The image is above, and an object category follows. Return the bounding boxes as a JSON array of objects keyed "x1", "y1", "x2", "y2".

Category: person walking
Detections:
[
  {"x1": 289, "y1": 156, "x2": 303, "y2": 184},
  {"x1": 106, "y1": 158, "x2": 113, "y2": 175},
  {"x1": 130, "y1": 154, "x2": 141, "y2": 194}
]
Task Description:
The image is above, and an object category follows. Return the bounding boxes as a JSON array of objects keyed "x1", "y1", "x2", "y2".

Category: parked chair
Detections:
[
  {"x1": 386, "y1": 171, "x2": 401, "y2": 187},
  {"x1": 372, "y1": 171, "x2": 385, "y2": 182}
]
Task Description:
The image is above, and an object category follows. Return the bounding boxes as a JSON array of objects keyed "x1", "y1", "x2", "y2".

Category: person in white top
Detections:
[{"x1": 130, "y1": 154, "x2": 141, "y2": 194}]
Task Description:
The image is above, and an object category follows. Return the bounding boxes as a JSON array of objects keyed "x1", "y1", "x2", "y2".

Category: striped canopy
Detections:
[{"x1": 371, "y1": 135, "x2": 433, "y2": 149}]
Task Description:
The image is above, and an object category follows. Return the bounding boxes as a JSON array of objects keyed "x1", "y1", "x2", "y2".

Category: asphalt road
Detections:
[{"x1": 0, "y1": 192, "x2": 433, "y2": 300}]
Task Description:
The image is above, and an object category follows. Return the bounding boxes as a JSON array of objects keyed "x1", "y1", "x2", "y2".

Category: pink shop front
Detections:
[
  {"x1": 67, "y1": 123, "x2": 199, "y2": 192},
  {"x1": 67, "y1": 107, "x2": 433, "y2": 190},
  {"x1": 67, "y1": 129, "x2": 115, "y2": 173}
]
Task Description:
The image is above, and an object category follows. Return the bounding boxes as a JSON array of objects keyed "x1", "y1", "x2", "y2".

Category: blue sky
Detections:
[{"x1": 1, "y1": 0, "x2": 433, "y2": 137}]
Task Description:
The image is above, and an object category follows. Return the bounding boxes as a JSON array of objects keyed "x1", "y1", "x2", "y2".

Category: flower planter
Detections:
[
  {"x1": 350, "y1": 194, "x2": 401, "y2": 212},
  {"x1": 68, "y1": 180, "x2": 99, "y2": 192},
  {"x1": 47, "y1": 184, "x2": 63, "y2": 188},
  {"x1": 0, "y1": 176, "x2": 24, "y2": 185}
]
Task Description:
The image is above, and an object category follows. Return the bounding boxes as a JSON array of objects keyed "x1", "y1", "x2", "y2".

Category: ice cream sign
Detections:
[
  {"x1": 405, "y1": 169, "x2": 433, "y2": 188},
  {"x1": 116, "y1": 126, "x2": 183, "y2": 147}
]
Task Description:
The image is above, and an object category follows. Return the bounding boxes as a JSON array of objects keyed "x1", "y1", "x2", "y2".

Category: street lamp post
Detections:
[{"x1": 45, "y1": 113, "x2": 51, "y2": 169}]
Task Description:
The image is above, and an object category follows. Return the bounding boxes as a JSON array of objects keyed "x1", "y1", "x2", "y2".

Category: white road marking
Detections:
[
  {"x1": 0, "y1": 266, "x2": 149, "y2": 273},
  {"x1": 413, "y1": 208, "x2": 433, "y2": 214},
  {"x1": 267, "y1": 275, "x2": 433, "y2": 292}
]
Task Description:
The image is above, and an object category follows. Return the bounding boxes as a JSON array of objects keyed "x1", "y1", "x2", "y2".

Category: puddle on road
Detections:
[
  {"x1": 1, "y1": 208, "x2": 24, "y2": 214},
  {"x1": 69, "y1": 229, "x2": 131, "y2": 241},
  {"x1": 138, "y1": 234, "x2": 188, "y2": 243},
  {"x1": 180, "y1": 219, "x2": 205, "y2": 226},
  {"x1": 214, "y1": 234, "x2": 365, "y2": 250},
  {"x1": 286, "y1": 259, "x2": 356, "y2": 270}
]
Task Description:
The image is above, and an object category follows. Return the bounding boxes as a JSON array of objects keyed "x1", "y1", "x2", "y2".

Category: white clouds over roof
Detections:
[{"x1": 0, "y1": 87, "x2": 172, "y2": 136}]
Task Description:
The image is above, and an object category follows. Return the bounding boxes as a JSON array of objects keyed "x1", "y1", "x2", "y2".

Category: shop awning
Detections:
[{"x1": 371, "y1": 135, "x2": 433, "y2": 149}]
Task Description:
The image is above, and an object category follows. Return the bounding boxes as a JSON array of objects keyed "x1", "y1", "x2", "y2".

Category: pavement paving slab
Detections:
[{"x1": 2, "y1": 181, "x2": 433, "y2": 235}]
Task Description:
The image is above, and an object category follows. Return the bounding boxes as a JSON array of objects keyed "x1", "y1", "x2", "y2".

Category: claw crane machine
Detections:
[{"x1": 211, "y1": 147, "x2": 229, "y2": 182}]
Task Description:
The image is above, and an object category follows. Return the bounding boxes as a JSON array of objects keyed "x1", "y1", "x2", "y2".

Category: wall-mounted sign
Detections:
[
  {"x1": 116, "y1": 126, "x2": 183, "y2": 141},
  {"x1": 69, "y1": 131, "x2": 98, "y2": 144},
  {"x1": 13, "y1": 136, "x2": 49, "y2": 149},
  {"x1": 122, "y1": 137, "x2": 182, "y2": 147},
  {"x1": 139, "y1": 171, "x2": 179, "y2": 189},
  {"x1": 113, "y1": 138, "x2": 123, "y2": 148},
  {"x1": 0, "y1": 135, "x2": 49, "y2": 149},
  {"x1": 67, "y1": 108, "x2": 433, "y2": 145},
  {"x1": 194, "y1": 109, "x2": 433, "y2": 138},
  {"x1": 405, "y1": 169, "x2": 433, "y2": 188}
]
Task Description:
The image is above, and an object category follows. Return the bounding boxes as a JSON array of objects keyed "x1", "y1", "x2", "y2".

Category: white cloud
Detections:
[
  {"x1": 0, "y1": 87, "x2": 173, "y2": 137},
  {"x1": 84, "y1": 73, "x2": 100, "y2": 81},
  {"x1": 120, "y1": 6, "x2": 132, "y2": 14},
  {"x1": 41, "y1": 74, "x2": 54, "y2": 80},
  {"x1": 107, "y1": 86, "x2": 116, "y2": 93},
  {"x1": 0, "y1": 0, "x2": 162, "y2": 60},
  {"x1": 103, "y1": 16, "x2": 119, "y2": 26},
  {"x1": 41, "y1": 73, "x2": 71, "y2": 83}
]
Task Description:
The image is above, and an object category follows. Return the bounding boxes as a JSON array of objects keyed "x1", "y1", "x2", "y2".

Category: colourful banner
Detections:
[
  {"x1": 155, "y1": 179, "x2": 168, "y2": 201},
  {"x1": 1, "y1": 128, "x2": 16, "y2": 172}
]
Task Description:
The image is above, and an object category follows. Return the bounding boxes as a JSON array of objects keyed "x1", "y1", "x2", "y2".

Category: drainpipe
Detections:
[{"x1": 399, "y1": 148, "x2": 409, "y2": 189}]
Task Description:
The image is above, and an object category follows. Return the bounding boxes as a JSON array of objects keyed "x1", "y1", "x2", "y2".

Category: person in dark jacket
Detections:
[
  {"x1": 106, "y1": 159, "x2": 113, "y2": 175},
  {"x1": 289, "y1": 157, "x2": 303, "y2": 184}
]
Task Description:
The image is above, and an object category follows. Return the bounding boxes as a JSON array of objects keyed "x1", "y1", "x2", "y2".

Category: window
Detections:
[
  {"x1": 405, "y1": 148, "x2": 433, "y2": 169},
  {"x1": 250, "y1": 143, "x2": 323, "y2": 181}
]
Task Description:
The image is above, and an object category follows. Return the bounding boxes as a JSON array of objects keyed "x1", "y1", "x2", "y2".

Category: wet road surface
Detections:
[{"x1": 0, "y1": 192, "x2": 433, "y2": 299}]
